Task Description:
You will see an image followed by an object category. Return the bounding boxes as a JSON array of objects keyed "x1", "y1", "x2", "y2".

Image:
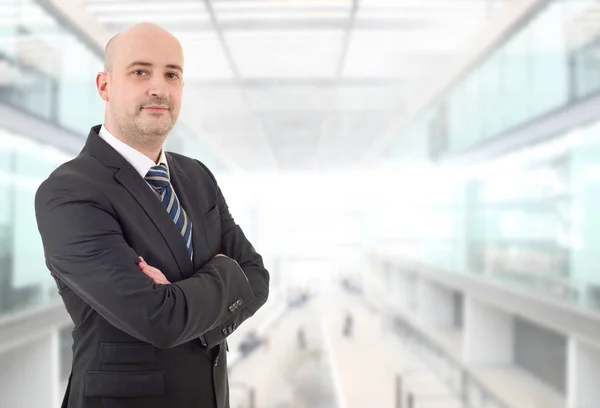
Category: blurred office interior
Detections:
[{"x1": 1, "y1": 0, "x2": 600, "y2": 407}]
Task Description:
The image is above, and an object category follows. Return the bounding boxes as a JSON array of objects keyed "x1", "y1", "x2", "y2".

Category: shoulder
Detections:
[
  {"x1": 166, "y1": 151, "x2": 218, "y2": 186},
  {"x1": 35, "y1": 153, "x2": 106, "y2": 207},
  {"x1": 40, "y1": 151, "x2": 93, "y2": 185}
]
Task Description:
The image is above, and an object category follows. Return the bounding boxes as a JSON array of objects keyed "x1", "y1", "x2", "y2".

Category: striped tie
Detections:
[{"x1": 145, "y1": 164, "x2": 193, "y2": 259}]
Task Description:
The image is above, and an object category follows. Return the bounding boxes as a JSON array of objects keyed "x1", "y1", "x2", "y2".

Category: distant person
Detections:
[
  {"x1": 34, "y1": 22, "x2": 269, "y2": 408},
  {"x1": 343, "y1": 312, "x2": 354, "y2": 337},
  {"x1": 297, "y1": 326, "x2": 307, "y2": 349}
]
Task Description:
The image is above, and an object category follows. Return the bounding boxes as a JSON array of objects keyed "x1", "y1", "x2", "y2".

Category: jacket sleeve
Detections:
[
  {"x1": 35, "y1": 174, "x2": 254, "y2": 349},
  {"x1": 197, "y1": 163, "x2": 270, "y2": 348}
]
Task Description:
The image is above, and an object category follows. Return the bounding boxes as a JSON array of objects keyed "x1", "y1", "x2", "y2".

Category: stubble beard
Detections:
[{"x1": 118, "y1": 108, "x2": 176, "y2": 151}]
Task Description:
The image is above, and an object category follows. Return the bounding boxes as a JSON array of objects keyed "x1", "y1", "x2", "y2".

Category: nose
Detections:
[{"x1": 147, "y1": 75, "x2": 169, "y2": 99}]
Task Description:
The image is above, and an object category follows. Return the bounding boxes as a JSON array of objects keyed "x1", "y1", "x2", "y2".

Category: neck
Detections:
[
  {"x1": 131, "y1": 136, "x2": 163, "y2": 164},
  {"x1": 103, "y1": 122, "x2": 163, "y2": 164}
]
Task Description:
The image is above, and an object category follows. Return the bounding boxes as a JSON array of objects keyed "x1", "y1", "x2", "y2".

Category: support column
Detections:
[
  {"x1": 463, "y1": 297, "x2": 514, "y2": 364},
  {"x1": 390, "y1": 269, "x2": 415, "y2": 311},
  {"x1": 567, "y1": 337, "x2": 600, "y2": 408},
  {"x1": 417, "y1": 279, "x2": 455, "y2": 328},
  {"x1": 0, "y1": 330, "x2": 61, "y2": 408}
]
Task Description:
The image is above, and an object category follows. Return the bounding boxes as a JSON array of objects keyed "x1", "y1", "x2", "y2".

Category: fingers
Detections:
[
  {"x1": 145, "y1": 269, "x2": 170, "y2": 285},
  {"x1": 138, "y1": 256, "x2": 170, "y2": 285},
  {"x1": 144, "y1": 268, "x2": 170, "y2": 285}
]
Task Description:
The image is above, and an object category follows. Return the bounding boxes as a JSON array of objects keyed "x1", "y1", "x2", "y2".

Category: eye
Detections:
[
  {"x1": 132, "y1": 69, "x2": 148, "y2": 76},
  {"x1": 166, "y1": 72, "x2": 180, "y2": 79}
]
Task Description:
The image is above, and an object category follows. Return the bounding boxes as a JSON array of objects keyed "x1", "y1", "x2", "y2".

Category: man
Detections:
[{"x1": 34, "y1": 22, "x2": 269, "y2": 408}]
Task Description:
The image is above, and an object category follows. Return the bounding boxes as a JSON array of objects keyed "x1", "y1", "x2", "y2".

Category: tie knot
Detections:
[{"x1": 145, "y1": 164, "x2": 170, "y2": 190}]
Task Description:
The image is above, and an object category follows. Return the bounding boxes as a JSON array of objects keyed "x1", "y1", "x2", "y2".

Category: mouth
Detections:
[{"x1": 142, "y1": 105, "x2": 169, "y2": 112}]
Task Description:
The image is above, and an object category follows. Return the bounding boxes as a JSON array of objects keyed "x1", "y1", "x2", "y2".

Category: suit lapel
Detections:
[{"x1": 83, "y1": 126, "x2": 192, "y2": 281}]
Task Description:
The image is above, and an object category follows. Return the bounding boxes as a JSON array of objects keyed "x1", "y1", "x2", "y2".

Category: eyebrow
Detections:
[{"x1": 126, "y1": 61, "x2": 183, "y2": 72}]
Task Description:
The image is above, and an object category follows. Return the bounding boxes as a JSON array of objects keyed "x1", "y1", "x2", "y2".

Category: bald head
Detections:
[
  {"x1": 103, "y1": 33, "x2": 119, "y2": 72},
  {"x1": 103, "y1": 23, "x2": 183, "y2": 73}
]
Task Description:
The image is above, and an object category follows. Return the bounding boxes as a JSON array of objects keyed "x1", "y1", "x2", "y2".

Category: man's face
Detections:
[{"x1": 100, "y1": 29, "x2": 184, "y2": 140}]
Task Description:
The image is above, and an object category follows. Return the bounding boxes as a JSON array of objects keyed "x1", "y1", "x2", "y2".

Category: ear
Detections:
[{"x1": 96, "y1": 71, "x2": 110, "y2": 102}]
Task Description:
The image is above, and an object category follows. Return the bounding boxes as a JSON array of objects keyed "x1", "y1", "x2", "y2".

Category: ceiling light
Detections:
[{"x1": 87, "y1": 2, "x2": 206, "y2": 13}]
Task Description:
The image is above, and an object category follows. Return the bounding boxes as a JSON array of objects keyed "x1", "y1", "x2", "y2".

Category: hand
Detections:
[
  {"x1": 138, "y1": 256, "x2": 170, "y2": 285},
  {"x1": 214, "y1": 253, "x2": 227, "y2": 258}
]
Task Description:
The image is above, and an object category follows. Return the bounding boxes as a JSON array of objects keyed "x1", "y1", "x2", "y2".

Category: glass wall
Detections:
[
  {"x1": 0, "y1": 0, "x2": 105, "y2": 135},
  {"x1": 377, "y1": 118, "x2": 600, "y2": 312},
  {"x1": 0, "y1": 128, "x2": 74, "y2": 317},
  {"x1": 390, "y1": 0, "x2": 600, "y2": 158},
  {"x1": 467, "y1": 155, "x2": 572, "y2": 299}
]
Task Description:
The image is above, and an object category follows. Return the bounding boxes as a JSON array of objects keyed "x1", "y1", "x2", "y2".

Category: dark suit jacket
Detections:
[{"x1": 34, "y1": 125, "x2": 270, "y2": 408}]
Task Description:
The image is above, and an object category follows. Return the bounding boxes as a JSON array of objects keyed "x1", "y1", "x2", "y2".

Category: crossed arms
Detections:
[{"x1": 34, "y1": 173, "x2": 269, "y2": 349}]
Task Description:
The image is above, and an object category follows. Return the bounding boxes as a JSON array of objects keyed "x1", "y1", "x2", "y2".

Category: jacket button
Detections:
[{"x1": 222, "y1": 327, "x2": 228, "y2": 335}]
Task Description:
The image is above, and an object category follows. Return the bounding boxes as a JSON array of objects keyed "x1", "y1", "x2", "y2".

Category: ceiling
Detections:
[{"x1": 82, "y1": 0, "x2": 510, "y2": 172}]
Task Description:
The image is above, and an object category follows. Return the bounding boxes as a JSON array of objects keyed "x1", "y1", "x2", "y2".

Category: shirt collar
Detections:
[{"x1": 98, "y1": 125, "x2": 169, "y2": 179}]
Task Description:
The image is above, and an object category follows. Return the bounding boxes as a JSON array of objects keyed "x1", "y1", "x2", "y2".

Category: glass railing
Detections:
[
  {"x1": 390, "y1": 309, "x2": 512, "y2": 408},
  {"x1": 359, "y1": 290, "x2": 512, "y2": 408}
]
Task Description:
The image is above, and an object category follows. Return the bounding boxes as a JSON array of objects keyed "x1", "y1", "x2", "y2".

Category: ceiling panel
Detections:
[
  {"x1": 333, "y1": 85, "x2": 408, "y2": 111},
  {"x1": 89, "y1": 3, "x2": 210, "y2": 24},
  {"x1": 214, "y1": 0, "x2": 351, "y2": 30},
  {"x1": 216, "y1": 9, "x2": 350, "y2": 21},
  {"x1": 225, "y1": 30, "x2": 345, "y2": 78},
  {"x1": 96, "y1": 14, "x2": 210, "y2": 24},
  {"x1": 316, "y1": 111, "x2": 394, "y2": 168},
  {"x1": 344, "y1": 0, "x2": 498, "y2": 78},
  {"x1": 86, "y1": 2, "x2": 207, "y2": 14},
  {"x1": 242, "y1": 83, "x2": 409, "y2": 112},
  {"x1": 342, "y1": 30, "x2": 474, "y2": 78},
  {"x1": 244, "y1": 85, "x2": 336, "y2": 112},
  {"x1": 180, "y1": 85, "x2": 247, "y2": 112},
  {"x1": 359, "y1": 0, "x2": 496, "y2": 10},
  {"x1": 213, "y1": 0, "x2": 352, "y2": 12},
  {"x1": 186, "y1": 113, "x2": 267, "y2": 145},
  {"x1": 258, "y1": 111, "x2": 325, "y2": 169},
  {"x1": 83, "y1": 0, "x2": 211, "y2": 33},
  {"x1": 174, "y1": 32, "x2": 235, "y2": 79},
  {"x1": 177, "y1": 110, "x2": 276, "y2": 170}
]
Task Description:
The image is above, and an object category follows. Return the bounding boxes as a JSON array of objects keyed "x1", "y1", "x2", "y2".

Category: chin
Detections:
[{"x1": 138, "y1": 121, "x2": 173, "y2": 137}]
